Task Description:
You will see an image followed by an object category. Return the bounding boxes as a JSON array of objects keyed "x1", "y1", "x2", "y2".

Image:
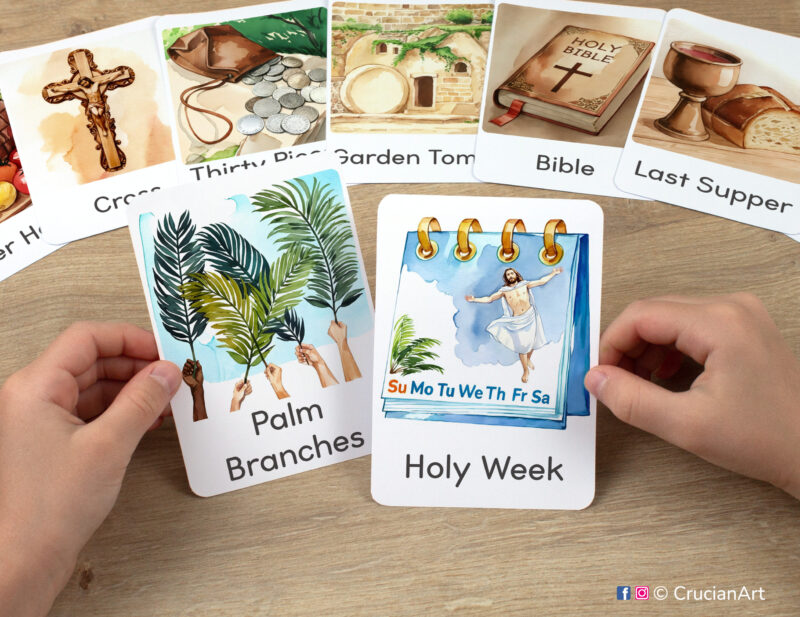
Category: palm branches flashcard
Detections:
[{"x1": 128, "y1": 159, "x2": 373, "y2": 497}]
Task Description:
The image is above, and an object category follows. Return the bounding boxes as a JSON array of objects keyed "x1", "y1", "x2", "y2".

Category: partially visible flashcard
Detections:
[
  {"x1": 128, "y1": 154, "x2": 374, "y2": 496},
  {"x1": 327, "y1": 0, "x2": 494, "y2": 183},
  {"x1": 371, "y1": 195, "x2": 602, "y2": 509},
  {"x1": 156, "y1": 0, "x2": 329, "y2": 185},
  {"x1": 474, "y1": 0, "x2": 663, "y2": 197},
  {"x1": 0, "y1": 18, "x2": 177, "y2": 244},
  {"x1": 615, "y1": 10, "x2": 800, "y2": 233}
]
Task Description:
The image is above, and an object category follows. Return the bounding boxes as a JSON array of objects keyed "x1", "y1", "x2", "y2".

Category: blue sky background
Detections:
[{"x1": 139, "y1": 170, "x2": 372, "y2": 383}]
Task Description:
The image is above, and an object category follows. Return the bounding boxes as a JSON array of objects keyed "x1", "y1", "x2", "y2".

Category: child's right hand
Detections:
[{"x1": 585, "y1": 293, "x2": 800, "y2": 499}]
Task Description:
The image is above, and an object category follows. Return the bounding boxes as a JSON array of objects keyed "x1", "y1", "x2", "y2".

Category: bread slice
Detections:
[{"x1": 702, "y1": 84, "x2": 800, "y2": 155}]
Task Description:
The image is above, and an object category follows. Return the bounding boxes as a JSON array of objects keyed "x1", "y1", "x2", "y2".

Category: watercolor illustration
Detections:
[
  {"x1": 632, "y1": 19, "x2": 800, "y2": 183},
  {"x1": 161, "y1": 7, "x2": 328, "y2": 164},
  {"x1": 482, "y1": 5, "x2": 662, "y2": 147},
  {"x1": 331, "y1": 2, "x2": 493, "y2": 134},
  {"x1": 0, "y1": 92, "x2": 31, "y2": 223},
  {"x1": 381, "y1": 218, "x2": 590, "y2": 429},
  {"x1": 145, "y1": 171, "x2": 369, "y2": 421}
]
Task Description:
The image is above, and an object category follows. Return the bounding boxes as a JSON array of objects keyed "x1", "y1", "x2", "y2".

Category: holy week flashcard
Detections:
[
  {"x1": 0, "y1": 82, "x2": 61, "y2": 282},
  {"x1": 371, "y1": 195, "x2": 602, "y2": 509},
  {"x1": 127, "y1": 155, "x2": 374, "y2": 497},
  {"x1": 614, "y1": 10, "x2": 800, "y2": 234},
  {"x1": 472, "y1": 0, "x2": 663, "y2": 198},
  {"x1": 327, "y1": 0, "x2": 494, "y2": 183},
  {"x1": 0, "y1": 18, "x2": 177, "y2": 245},
  {"x1": 156, "y1": 0, "x2": 329, "y2": 186}
]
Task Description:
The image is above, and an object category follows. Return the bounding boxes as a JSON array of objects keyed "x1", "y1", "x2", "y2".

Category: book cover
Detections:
[{"x1": 495, "y1": 25, "x2": 654, "y2": 118}]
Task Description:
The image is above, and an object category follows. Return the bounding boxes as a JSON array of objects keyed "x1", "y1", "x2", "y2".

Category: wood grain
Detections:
[{"x1": 1, "y1": 2, "x2": 800, "y2": 616}]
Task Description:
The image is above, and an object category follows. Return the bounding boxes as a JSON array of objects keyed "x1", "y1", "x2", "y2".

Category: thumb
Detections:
[
  {"x1": 585, "y1": 365, "x2": 687, "y2": 443},
  {"x1": 92, "y1": 361, "x2": 181, "y2": 457}
]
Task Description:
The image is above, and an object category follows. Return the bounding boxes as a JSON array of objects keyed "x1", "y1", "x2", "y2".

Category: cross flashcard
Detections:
[
  {"x1": 615, "y1": 10, "x2": 800, "y2": 233},
  {"x1": 0, "y1": 18, "x2": 176, "y2": 244},
  {"x1": 473, "y1": 0, "x2": 663, "y2": 197},
  {"x1": 371, "y1": 195, "x2": 602, "y2": 509},
  {"x1": 128, "y1": 155, "x2": 373, "y2": 496}
]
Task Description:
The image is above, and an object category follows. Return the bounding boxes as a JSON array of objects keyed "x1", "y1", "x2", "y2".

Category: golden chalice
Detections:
[{"x1": 655, "y1": 41, "x2": 742, "y2": 141}]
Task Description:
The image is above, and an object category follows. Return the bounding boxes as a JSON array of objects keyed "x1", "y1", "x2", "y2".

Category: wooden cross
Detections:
[
  {"x1": 551, "y1": 62, "x2": 592, "y2": 93},
  {"x1": 42, "y1": 49, "x2": 135, "y2": 172}
]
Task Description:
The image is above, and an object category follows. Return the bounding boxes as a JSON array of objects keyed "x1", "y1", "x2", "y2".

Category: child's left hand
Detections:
[{"x1": 0, "y1": 322, "x2": 181, "y2": 617}]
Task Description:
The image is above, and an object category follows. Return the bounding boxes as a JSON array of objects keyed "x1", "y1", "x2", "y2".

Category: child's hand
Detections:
[
  {"x1": 585, "y1": 294, "x2": 800, "y2": 499},
  {"x1": 0, "y1": 322, "x2": 181, "y2": 617}
]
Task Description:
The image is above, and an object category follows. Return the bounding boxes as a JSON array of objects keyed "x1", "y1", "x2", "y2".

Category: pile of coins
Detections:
[{"x1": 236, "y1": 55, "x2": 327, "y2": 137}]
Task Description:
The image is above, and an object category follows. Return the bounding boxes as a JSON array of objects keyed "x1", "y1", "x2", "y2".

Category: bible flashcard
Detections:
[
  {"x1": 0, "y1": 18, "x2": 176, "y2": 244},
  {"x1": 0, "y1": 79, "x2": 61, "y2": 281},
  {"x1": 156, "y1": 0, "x2": 329, "y2": 185},
  {"x1": 371, "y1": 195, "x2": 602, "y2": 509},
  {"x1": 473, "y1": 0, "x2": 663, "y2": 197},
  {"x1": 127, "y1": 155, "x2": 374, "y2": 496},
  {"x1": 327, "y1": 0, "x2": 493, "y2": 183},
  {"x1": 615, "y1": 10, "x2": 800, "y2": 234}
]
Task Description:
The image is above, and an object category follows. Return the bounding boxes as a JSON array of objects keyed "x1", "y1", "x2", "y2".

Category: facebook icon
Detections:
[{"x1": 617, "y1": 586, "x2": 631, "y2": 600}]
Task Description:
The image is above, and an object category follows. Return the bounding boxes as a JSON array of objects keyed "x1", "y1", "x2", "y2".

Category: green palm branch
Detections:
[
  {"x1": 250, "y1": 177, "x2": 363, "y2": 323},
  {"x1": 252, "y1": 245, "x2": 313, "y2": 322},
  {"x1": 181, "y1": 272, "x2": 273, "y2": 382},
  {"x1": 152, "y1": 211, "x2": 207, "y2": 362},
  {"x1": 197, "y1": 222, "x2": 269, "y2": 289},
  {"x1": 389, "y1": 314, "x2": 444, "y2": 376},
  {"x1": 268, "y1": 308, "x2": 305, "y2": 346}
]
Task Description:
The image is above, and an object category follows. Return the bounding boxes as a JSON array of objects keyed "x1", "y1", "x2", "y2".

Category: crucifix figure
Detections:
[
  {"x1": 551, "y1": 62, "x2": 592, "y2": 93},
  {"x1": 42, "y1": 48, "x2": 135, "y2": 172}
]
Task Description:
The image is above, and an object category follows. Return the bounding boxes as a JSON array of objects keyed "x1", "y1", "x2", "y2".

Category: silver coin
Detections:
[
  {"x1": 282, "y1": 67, "x2": 304, "y2": 80},
  {"x1": 262, "y1": 73, "x2": 284, "y2": 82},
  {"x1": 267, "y1": 55, "x2": 282, "y2": 66},
  {"x1": 282, "y1": 114, "x2": 311, "y2": 135},
  {"x1": 236, "y1": 114, "x2": 265, "y2": 135},
  {"x1": 287, "y1": 72, "x2": 311, "y2": 89},
  {"x1": 267, "y1": 63, "x2": 285, "y2": 77},
  {"x1": 241, "y1": 74, "x2": 259, "y2": 85},
  {"x1": 253, "y1": 97, "x2": 281, "y2": 117},
  {"x1": 281, "y1": 56, "x2": 303, "y2": 68},
  {"x1": 266, "y1": 114, "x2": 288, "y2": 133},
  {"x1": 280, "y1": 92, "x2": 305, "y2": 109},
  {"x1": 309, "y1": 87, "x2": 326, "y2": 104},
  {"x1": 253, "y1": 81, "x2": 278, "y2": 97},
  {"x1": 273, "y1": 87, "x2": 296, "y2": 101},
  {"x1": 308, "y1": 68, "x2": 326, "y2": 83},
  {"x1": 244, "y1": 97, "x2": 261, "y2": 112},
  {"x1": 300, "y1": 86, "x2": 314, "y2": 102},
  {"x1": 292, "y1": 105, "x2": 319, "y2": 122},
  {"x1": 249, "y1": 63, "x2": 273, "y2": 77}
]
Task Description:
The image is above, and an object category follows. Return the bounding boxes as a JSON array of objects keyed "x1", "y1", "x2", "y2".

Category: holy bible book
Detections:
[{"x1": 493, "y1": 26, "x2": 655, "y2": 134}]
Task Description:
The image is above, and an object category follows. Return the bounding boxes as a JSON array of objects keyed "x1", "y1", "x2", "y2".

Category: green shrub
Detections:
[
  {"x1": 445, "y1": 9, "x2": 473, "y2": 25},
  {"x1": 480, "y1": 10, "x2": 493, "y2": 24}
]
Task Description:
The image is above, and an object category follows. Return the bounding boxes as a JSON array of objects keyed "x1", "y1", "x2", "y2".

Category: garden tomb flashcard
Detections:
[
  {"x1": 156, "y1": 0, "x2": 329, "y2": 186},
  {"x1": 371, "y1": 195, "x2": 602, "y2": 509},
  {"x1": 473, "y1": 0, "x2": 663, "y2": 198},
  {"x1": 614, "y1": 10, "x2": 800, "y2": 234},
  {"x1": 128, "y1": 155, "x2": 374, "y2": 497},
  {"x1": 0, "y1": 18, "x2": 176, "y2": 244},
  {"x1": 328, "y1": 0, "x2": 493, "y2": 183}
]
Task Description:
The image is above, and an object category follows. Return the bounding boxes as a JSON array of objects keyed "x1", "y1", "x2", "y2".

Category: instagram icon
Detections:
[{"x1": 635, "y1": 586, "x2": 650, "y2": 600}]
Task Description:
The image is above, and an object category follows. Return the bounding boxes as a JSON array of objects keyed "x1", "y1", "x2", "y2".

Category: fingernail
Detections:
[
  {"x1": 584, "y1": 368, "x2": 609, "y2": 397},
  {"x1": 149, "y1": 362, "x2": 181, "y2": 394}
]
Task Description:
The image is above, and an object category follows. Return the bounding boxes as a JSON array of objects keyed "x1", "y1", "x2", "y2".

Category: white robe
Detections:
[{"x1": 486, "y1": 281, "x2": 547, "y2": 354}]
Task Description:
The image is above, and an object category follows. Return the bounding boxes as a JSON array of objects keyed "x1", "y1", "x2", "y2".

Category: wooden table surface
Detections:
[{"x1": 2, "y1": 1, "x2": 800, "y2": 616}]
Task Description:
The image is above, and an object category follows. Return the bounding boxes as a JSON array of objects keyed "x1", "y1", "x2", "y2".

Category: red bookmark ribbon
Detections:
[{"x1": 490, "y1": 99, "x2": 524, "y2": 126}]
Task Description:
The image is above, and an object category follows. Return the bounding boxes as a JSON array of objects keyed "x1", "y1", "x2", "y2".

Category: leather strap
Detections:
[
  {"x1": 490, "y1": 99, "x2": 524, "y2": 127},
  {"x1": 179, "y1": 78, "x2": 234, "y2": 145}
]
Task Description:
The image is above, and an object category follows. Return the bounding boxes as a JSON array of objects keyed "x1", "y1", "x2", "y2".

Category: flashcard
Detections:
[
  {"x1": 0, "y1": 18, "x2": 176, "y2": 244},
  {"x1": 473, "y1": 0, "x2": 663, "y2": 197},
  {"x1": 128, "y1": 155, "x2": 374, "y2": 496},
  {"x1": 615, "y1": 10, "x2": 800, "y2": 233},
  {"x1": 371, "y1": 195, "x2": 602, "y2": 509},
  {"x1": 156, "y1": 1, "x2": 329, "y2": 185},
  {"x1": 328, "y1": 0, "x2": 494, "y2": 183},
  {"x1": 0, "y1": 83, "x2": 61, "y2": 282}
]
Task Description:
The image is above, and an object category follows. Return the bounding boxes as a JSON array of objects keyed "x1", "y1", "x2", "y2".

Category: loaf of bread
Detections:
[{"x1": 702, "y1": 84, "x2": 800, "y2": 155}]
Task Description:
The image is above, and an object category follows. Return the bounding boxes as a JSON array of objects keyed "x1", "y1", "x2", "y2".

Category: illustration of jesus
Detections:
[{"x1": 465, "y1": 267, "x2": 563, "y2": 383}]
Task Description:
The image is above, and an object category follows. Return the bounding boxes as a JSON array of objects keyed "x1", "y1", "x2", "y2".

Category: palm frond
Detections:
[
  {"x1": 250, "y1": 177, "x2": 363, "y2": 322},
  {"x1": 197, "y1": 222, "x2": 269, "y2": 290},
  {"x1": 263, "y1": 245, "x2": 313, "y2": 321},
  {"x1": 389, "y1": 315, "x2": 443, "y2": 376},
  {"x1": 267, "y1": 308, "x2": 305, "y2": 344},
  {"x1": 152, "y1": 211, "x2": 207, "y2": 359}
]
